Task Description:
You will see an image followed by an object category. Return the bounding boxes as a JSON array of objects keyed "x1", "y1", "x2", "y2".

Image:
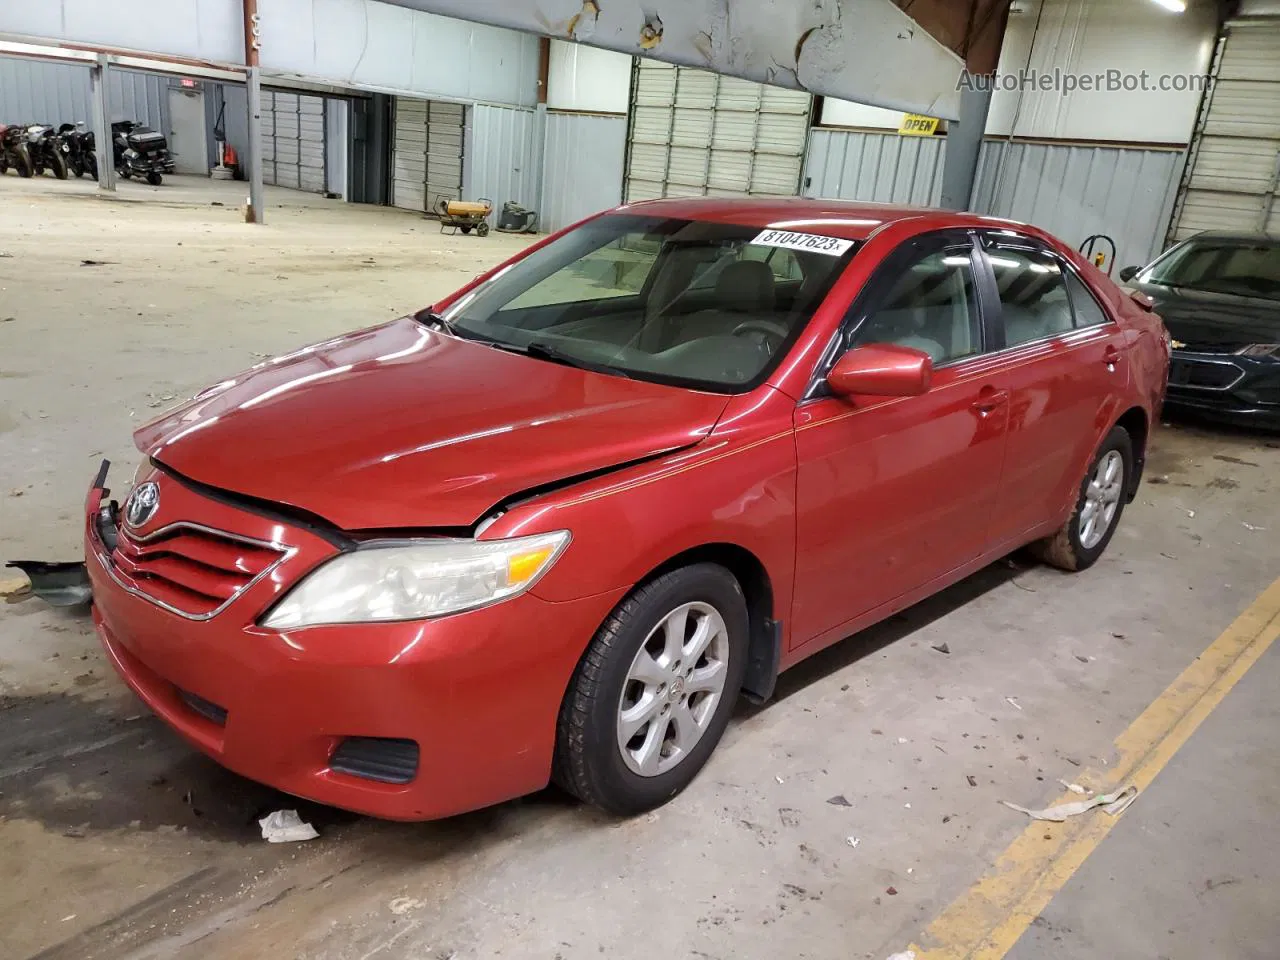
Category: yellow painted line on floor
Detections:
[{"x1": 907, "y1": 575, "x2": 1280, "y2": 960}]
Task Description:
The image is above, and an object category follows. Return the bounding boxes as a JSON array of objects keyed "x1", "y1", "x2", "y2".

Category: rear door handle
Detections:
[{"x1": 971, "y1": 387, "x2": 1008, "y2": 416}]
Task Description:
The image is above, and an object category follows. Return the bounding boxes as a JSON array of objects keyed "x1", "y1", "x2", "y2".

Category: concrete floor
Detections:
[{"x1": 1, "y1": 174, "x2": 1278, "y2": 960}]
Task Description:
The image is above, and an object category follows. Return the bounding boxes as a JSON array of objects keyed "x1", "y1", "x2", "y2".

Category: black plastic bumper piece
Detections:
[
  {"x1": 330, "y1": 737, "x2": 420, "y2": 784},
  {"x1": 178, "y1": 689, "x2": 229, "y2": 726}
]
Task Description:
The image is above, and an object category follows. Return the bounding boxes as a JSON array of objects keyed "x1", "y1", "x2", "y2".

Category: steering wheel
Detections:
[{"x1": 731, "y1": 319, "x2": 789, "y2": 350}]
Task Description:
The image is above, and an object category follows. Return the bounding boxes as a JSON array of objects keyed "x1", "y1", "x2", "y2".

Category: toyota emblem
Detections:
[{"x1": 125, "y1": 481, "x2": 161, "y2": 528}]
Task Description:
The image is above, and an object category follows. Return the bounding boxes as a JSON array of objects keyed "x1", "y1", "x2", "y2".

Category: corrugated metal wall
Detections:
[
  {"x1": 465, "y1": 103, "x2": 537, "y2": 216},
  {"x1": 971, "y1": 140, "x2": 1185, "y2": 271},
  {"x1": 541, "y1": 112, "x2": 627, "y2": 233},
  {"x1": 801, "y1": 129, "x2": 947, "y2": 205},
  {"x1": 0, "y1": 55, "x2": 168, "y2": 134}
]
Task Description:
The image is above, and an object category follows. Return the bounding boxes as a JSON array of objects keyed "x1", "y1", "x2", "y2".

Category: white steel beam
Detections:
[{"x1": 377, "y1": 0, "x2": 965, "y2": 119}]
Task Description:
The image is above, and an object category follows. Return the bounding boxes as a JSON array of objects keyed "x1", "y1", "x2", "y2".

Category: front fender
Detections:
[{"x1": 487, "y1": 388, "x2": 799, "y2": 632}]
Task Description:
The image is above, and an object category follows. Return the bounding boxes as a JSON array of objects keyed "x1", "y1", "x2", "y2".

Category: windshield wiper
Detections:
[
  {"x1": 418, "y1": 310, "x2": 457, "y2": 335},
  {"x1": 525, "y1": 341, "x2": 633, "y2": 380}
]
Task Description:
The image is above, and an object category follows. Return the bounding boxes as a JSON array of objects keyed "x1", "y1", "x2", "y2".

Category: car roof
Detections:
[
  {"x1": 1187, "y1": 230, "x2": 1280, "y2": 243},
  {"x1": 612, "y1": 196, "x2": 1023, "y2": 242}
]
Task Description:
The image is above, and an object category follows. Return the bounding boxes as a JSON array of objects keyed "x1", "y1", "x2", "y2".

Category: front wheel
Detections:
[
  {"x1": 14, "y1": 144, "x2": 34, "y2": 178},
  {"x1": 1032, "y1": 425, "x2": 1133, "y2": 572},
  {"x1": 554, "y1": 563, "x2": 749, "y2": 816},
  {"x1": 50, "y1": 150, "x2": 68, "y2": 180},
  {"x1": 146, "y1": 171, "x2": 163, "y2": 186}
]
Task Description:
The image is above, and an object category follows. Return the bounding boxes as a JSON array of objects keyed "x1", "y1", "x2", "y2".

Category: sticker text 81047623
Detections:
[{"x1": 751, "y1": 229, "x2": 855, "y2": 257}]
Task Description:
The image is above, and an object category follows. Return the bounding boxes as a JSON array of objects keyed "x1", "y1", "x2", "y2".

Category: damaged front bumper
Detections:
[{"x1": 2, "y1": 459, "x2": 110, "y2": 607}]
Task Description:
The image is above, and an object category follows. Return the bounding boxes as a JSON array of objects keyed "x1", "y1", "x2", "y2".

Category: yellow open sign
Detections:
[{"x1": 899, "y1": 114, "x2": 940, "y2": 136}]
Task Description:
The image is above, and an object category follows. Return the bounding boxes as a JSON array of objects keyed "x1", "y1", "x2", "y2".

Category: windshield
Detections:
[
  {"x1": 1142, "y1": 237, "x2": 1280, "y2": 301},
  {"x1": 436, "y1": 214, "x2": 857, "y2": 391}
]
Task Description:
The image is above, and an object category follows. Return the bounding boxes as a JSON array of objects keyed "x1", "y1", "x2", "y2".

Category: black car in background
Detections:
[{"x1": 1120, "y1": 233, "x2": 1280, "y2": 429}]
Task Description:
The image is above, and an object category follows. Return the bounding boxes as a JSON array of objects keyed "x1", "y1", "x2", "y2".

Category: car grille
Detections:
[
  {"x1": 330, "y1": 737, "x2": 420, "y2": 784},
  {"x1": 1168, "y1": 357, "x2": 1243, "y2": 390},
  {"x1": 110, "y1": 524, "x2": 286, "y2": 619}
]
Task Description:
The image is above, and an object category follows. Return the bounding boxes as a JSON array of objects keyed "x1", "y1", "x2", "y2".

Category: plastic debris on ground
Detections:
[
  {"x1": 846, "y1": 836, "x2": 861, "y2": 848},
  {"x1": 1001, "y1": 785, "x2": 1137, "y2": 822},
  {"x1": 886, "y1": 952, "x2": 916, "y2": 960},
  {"x1": 1057, "y1": 780, "x2": 1090, "y2": 795},
  {"x1": 258, "y1": 809, "x2": 319, "y2": 843}
]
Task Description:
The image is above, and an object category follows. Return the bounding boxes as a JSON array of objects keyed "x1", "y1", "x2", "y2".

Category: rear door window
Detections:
[
  {"x1": 984, "y1": 245, "x2": 1074, "y2": 346},
  {"x1": 1064, "y1": 270, "x2": 1111, "y2": 328}
]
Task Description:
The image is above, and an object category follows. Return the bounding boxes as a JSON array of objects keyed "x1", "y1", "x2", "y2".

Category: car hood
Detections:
[
  {"x1": 136, "y1": 318, "x2": 730, "y2": 530},
  {"x1": 1134, "y1": 282, "x2": 1280, "y2": 351}
]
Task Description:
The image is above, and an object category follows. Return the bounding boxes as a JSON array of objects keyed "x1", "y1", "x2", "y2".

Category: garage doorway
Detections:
[
  {"x1": 1168, "y1": 19, "x2": 1280, "y2": 240},
  {"x1": 261, "y1": 90, "x2": 327, "y2": 193},
  {"x1": 392, "y1": 97, "x2": 465, "y2": 214},
  {"x1": 624, "y1": 60, "x2": 813, "y2": 202}
]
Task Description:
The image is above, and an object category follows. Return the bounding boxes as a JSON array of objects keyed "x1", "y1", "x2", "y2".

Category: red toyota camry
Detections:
[{"x1": 86, "y1": 199, "x2": 1169, "y2": 820}]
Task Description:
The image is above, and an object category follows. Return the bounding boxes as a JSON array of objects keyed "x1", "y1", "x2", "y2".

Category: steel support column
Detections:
[
  {"x1": 89, "y1": 54, "x2": 115, "y2": 192},
  {"x1": 246, "y1": 66, "x2": 265, "y2": 222}
]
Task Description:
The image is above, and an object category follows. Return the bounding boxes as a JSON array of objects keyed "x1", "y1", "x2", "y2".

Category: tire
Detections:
[
  {"x1": 477, "y1": 221, "x2": 490, "y2": 237},
  {"x1": 146, "y1": 171, "x2": 163, "y2": 186},
  {"x1": 1031, "y1": 425, "x2": 1133, "y2": 572},
  {"x1": 0, "y1": 155, "x2": 8, "y2": 175},
  {"x1": 14, "y1": 144, "x2": 34, "y2": 178},
  {"x1": 68, "y1": 158, "x2": 83, "y2": 178},
  {"x1": 460, "y1": 224, "x2": 472, "y2": 234},
  {"x1": 50, "y1": 150, "x2": 69, "y2": 180},
  {"x1": 87, "y1": 156, "x2": 98, "y2": 180},
  {"x1": 554, "y1": 563, "x2": 750, "y2": 816}
]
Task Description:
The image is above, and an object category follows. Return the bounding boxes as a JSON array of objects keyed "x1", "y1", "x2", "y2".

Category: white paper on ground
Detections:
[
  {"x1": 258, "y1": 809, "x2": 319, "y2": 843},
  {"x1": 1000, "y1": 786, "x2": 1137, "y2": 822}
]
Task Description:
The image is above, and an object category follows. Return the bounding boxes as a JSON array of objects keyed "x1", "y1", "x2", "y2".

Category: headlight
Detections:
[
  {"x1": 260, "y1": 531, "x2": 570, "y2": 629},
  {"x1": 1236, "y1": 344, "x2": 1280, "y2": 359}
]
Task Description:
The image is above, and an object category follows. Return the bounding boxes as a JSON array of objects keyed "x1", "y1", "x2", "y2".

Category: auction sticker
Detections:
[{"x1": 751, "y1": 229, "x2": 854, "y2": 257}]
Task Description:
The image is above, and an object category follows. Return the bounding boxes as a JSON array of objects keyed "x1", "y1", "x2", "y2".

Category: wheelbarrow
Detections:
[{"x1": 435, "y1": 196, "x2": 492, "y2": 236}]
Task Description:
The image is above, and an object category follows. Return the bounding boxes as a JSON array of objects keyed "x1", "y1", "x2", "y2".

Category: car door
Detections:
[
  {"x1": 975, "y1": 233, "x2": 1130, "y2": 549},
  {"x1": 790, "y1": 232, "x2": 1011, "y2": 649}
]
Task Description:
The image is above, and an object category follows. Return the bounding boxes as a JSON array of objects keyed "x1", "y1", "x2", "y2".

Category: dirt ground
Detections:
[{"x1": 1, "y1": 174, "x2": 1279, "y2": 960}]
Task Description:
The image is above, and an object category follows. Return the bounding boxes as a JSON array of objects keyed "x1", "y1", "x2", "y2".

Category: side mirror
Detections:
[
  {"x1": 1118, "y1": 265, "x2": 1140, "y2": 283},
  {"x1": 827, "y1": 344, "x2": 933, "y2": 399}
]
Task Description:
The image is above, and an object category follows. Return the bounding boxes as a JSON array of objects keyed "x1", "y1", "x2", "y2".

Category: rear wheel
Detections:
[
  {"x1": 554, "y1": 563, "x2": 749, "y2": 816},
  {"x1": 146, "y1": 171, "x2": 163, "y2": 186},
  {"x1": 477, "y1": 221, "x2": 490, "y2": 237},
  {"x1": 1032, "y1": 425, "x2": 1133, "y2": 572}
]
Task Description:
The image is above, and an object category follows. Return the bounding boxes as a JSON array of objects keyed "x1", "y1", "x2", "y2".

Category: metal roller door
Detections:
[
  {"x1": 1168, "y1": 20, "x2": 1280, "y2": 241},
  {"x1": 261, "y1": 91, "x2": 326, "y2": 193},
  {"x1": 392, "y1": 98, "x2": 465, "y2": 214},
  {"x1": 624, "y1": 60, "x2": 813, "y2": 202}
]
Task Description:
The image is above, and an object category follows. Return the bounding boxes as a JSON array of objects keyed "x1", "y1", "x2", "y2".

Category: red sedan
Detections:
[{"x1": 86, "y1": 200, "x2": 1169, "y2": 820}]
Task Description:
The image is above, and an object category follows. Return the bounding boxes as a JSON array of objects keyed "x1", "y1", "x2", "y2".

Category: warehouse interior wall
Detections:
[
  {"x1": 986, "y1": 0, "x2": 1218, "y2": 143},
  {"x1": 547, "y1": 41, "x2": 630, "y2": 114},
  {"x1": 256, "y1": 0, "x2": 539, "y2": 107},
  {"x1": 0, "y1": 0, "x2": 243, "y2": 64},
  {"x1": 0, "y1": 55, "x2": 169, "y2": 136}
]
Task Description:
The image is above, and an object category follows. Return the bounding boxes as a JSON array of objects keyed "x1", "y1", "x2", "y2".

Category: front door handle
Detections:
[
  {"x1": 1103, "y1": 345, "x2": 1120, "y2": 371},
  {"x1": 971, "y1": 387, "x2": 1008, "y2": 417}
]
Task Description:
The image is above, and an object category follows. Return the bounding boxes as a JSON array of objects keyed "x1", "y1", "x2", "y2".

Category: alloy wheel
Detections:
[
  {"x1": 1079, "y1": 449, "x2": 1124, "y2": 549},
  {"x1": 616, "y1": 601, "x2": 730, "y2": 777}
]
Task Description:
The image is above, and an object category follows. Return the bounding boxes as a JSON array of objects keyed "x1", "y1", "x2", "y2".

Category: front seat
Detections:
[{"x1": 716, "y1": 259, "x2": 776, "y2": 316}]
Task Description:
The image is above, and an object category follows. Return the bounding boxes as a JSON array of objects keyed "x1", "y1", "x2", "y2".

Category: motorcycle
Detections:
[
  {"x1": 0, "y1": 124, "x2": 35, "y2": 178},
  {"x1": 58, "y1": 122, "x2": 97, "y2": 179},
  {"x1": 25, "y1": 124, "x2": 70, "y2": 180},
  {"x1": 112, "y1": 120, "x2": 174, "y2": 186}
]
